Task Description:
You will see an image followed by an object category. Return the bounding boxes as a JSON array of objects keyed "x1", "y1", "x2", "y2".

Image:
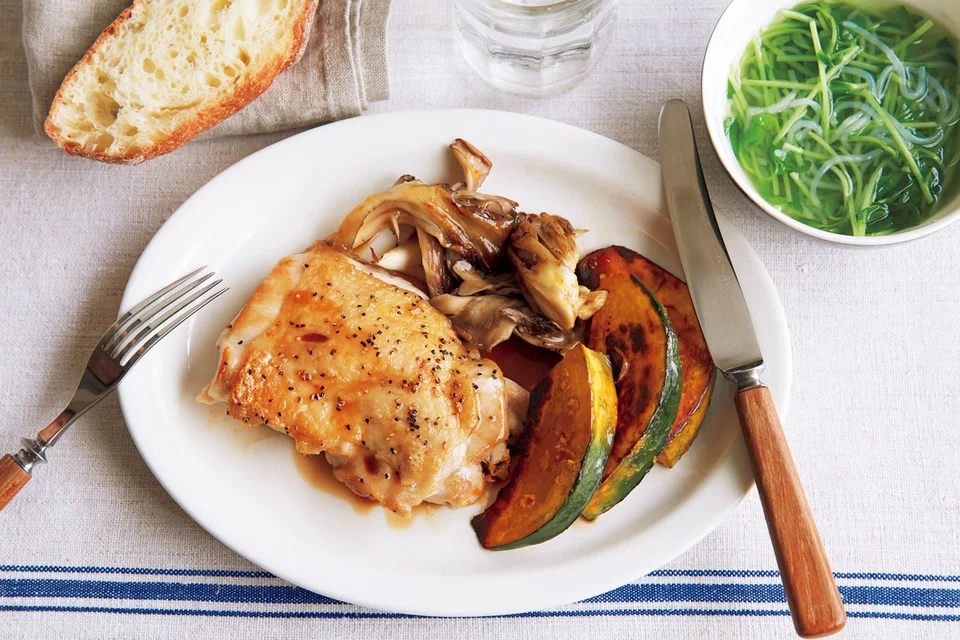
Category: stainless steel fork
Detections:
[{"x1": 0, "y1": 267, "x2": 227, "y2": 511}]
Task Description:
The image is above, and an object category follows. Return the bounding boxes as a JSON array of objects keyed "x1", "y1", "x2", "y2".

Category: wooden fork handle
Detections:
[
  {"x1": 736, "y1": 385, "x2": 846, "y2": 638},
  {"x1": 0, "y1": 454, "x2": 31, "y2": 512}
]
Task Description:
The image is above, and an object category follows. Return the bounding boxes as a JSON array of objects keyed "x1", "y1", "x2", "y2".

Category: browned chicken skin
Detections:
[{"x1": 199, "y1": 243, "x2": 527, "y2": 515}]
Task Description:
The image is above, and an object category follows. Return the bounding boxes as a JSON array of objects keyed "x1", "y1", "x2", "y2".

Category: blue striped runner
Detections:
[{"x1": 0, "y1": 565, "x2": 956, "y2": 622}]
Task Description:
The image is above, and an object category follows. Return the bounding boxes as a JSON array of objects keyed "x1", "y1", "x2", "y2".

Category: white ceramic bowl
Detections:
[{"x1": 702, "y1": 0, "x2": 960, "y2": 245}]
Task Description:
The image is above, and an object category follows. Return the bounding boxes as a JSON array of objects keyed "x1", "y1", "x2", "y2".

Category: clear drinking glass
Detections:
[{"x1": 454, "y1": 0, "x2": 618, "y2": 97}]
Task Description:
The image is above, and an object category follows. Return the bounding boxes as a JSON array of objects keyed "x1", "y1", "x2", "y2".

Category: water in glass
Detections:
[{"x1": 454, "y1": 0, "x2": 618, "y2": 97}]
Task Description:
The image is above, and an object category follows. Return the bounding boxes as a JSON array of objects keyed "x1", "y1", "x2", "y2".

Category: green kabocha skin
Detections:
[
  {"x1": 576, "y1": 245, "x2": 717, "y2": 469},
  {"x1": 581, "y1": 275, "x2": 682, "y2": 520},
  {"x1": 472, "y1": 345, "x2": 617, "y2": 550}
]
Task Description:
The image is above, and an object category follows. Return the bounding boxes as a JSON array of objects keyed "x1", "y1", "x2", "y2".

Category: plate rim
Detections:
[{"x1": 117, "y1": 108, "x2": 791, "y2": 616}]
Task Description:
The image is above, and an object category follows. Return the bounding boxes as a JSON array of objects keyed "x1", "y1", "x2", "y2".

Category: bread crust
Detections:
[{"x1": 43, "y1": 0, "x2": 320, "y2": 165}]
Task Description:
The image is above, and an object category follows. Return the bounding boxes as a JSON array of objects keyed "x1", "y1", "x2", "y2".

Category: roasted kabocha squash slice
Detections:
[
  {"x1": 472, "y1": 344, "x2": 617, "y2": 550},
  {"x1": 579, "y1": 274, "x2": 682, "y2": 520},
  {"x1": 578, "y1": 246, "x2": 715, "y2": 468}
]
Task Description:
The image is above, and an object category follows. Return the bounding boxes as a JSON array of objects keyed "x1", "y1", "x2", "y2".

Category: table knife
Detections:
[{"x1": 658, "y1": 99, "x2": 846, "y2": 638}]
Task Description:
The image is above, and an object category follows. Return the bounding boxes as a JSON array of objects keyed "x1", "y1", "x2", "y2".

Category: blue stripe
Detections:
[
  {"x1": 842, "y1": 586, "x2": 960, "y2": 608},
  {"x1": 648, "y1": 569, "x2": 960, "y2": 583},
  {"x1": 586, "y1": 583, "x2": 789, "y2": 604},
  {"x1": 836, "y1": 572, "x2": 960, "y2": 584},
  {"x1": 0, "y1": 579, "x2": 341, "y2": 605},
  {"x1": 650, "y1": 569, "x2": 782, "y2": 578},
  {"x1": 2, "y1": 579, "x2": 958, "y2": 609},
  {"x1": 2, "y1": 565, "x2": 958, "y2": 584},
  {"x1": 0, "y1": 605, "x2": 958, "y2": 622},
  {"x1": 589, "y1": 583, "x2": 960, "y2": 608},
  {"x1": 0, "y1": 566, "x2": 271, "y2": 578}
]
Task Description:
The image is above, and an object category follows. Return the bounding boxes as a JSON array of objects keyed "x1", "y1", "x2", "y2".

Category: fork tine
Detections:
[
  {"x1": 99, "y1": 266, "x2": 207, "y2": 352},
  {"x1": 112, "y1": 278, "x2": 224, "y2": 362},
  {"x1": 103, "y1": 270, "x2": 214, "y2": 355},
  {"x1": 119, "y1": 287, "x2": 229, "y2": 369}
]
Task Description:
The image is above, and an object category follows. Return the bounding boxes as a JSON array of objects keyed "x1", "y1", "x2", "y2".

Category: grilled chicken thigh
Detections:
[{"x1": 199, "y1": 243, "x2": 527, "y2": 515}]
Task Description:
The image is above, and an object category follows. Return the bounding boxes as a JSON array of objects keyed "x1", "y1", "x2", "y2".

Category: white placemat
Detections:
[{"x1": 1, "y1": 0, "x2": 958, "y2": 638}]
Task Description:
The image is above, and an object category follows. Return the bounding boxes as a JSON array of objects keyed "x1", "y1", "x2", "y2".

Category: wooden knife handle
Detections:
[
  {"x1": 0, "y1": 454, "x2": 31, "y2": 512},
  {"x1": 735, "y1": 385, "x2": 846, "y2": 638}
]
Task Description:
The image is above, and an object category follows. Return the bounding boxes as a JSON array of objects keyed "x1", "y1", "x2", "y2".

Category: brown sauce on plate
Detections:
[
  {"x1": 292, "y1": 450, "x2": 441, "y2": 527},
  {"x1": 292, "y1": 451, "x2": 375, "y2": 515},
  {"x1": 384, "y1": 503, "x2": 441, "y2": 530}
]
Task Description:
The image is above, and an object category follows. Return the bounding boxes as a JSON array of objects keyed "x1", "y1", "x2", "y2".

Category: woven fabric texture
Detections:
[{"x1": 1, "y1": 0, "x2": 958, "y2": 638}]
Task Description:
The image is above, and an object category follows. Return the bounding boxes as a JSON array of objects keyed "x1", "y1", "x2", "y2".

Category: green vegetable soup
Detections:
[{"x1": 726, "y1": 1, "x2": 960, "y2": 236}]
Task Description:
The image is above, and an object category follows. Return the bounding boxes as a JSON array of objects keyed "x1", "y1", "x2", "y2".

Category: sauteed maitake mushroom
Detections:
[{"x1": 329, "y1": 139, "x2": 606, "y2": 352}]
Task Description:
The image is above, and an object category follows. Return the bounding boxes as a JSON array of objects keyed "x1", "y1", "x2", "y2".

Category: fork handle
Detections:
[
  {"x1": 0, "y1": 455, "x2": 31, "y2": 511},
  {"x1": 736, "y1": 385, "x2": 845, "y2": 638}
]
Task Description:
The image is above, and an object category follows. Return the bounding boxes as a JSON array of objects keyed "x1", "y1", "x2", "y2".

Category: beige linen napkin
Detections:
[{"x1": 21, "y1": 0, "x2": 390, "y2": 139}]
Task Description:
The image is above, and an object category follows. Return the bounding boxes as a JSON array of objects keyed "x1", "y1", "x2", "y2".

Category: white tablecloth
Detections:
[{"x1": 1, "y1": 0, "x2": 958, "y2": 638}]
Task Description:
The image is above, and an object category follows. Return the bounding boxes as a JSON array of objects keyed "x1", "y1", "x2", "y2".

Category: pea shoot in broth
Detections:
[{"x1": 726, "y1": 1, "x2": 960, "y2": 236}]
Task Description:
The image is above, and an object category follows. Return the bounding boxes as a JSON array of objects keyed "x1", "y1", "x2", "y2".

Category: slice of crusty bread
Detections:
[{"x1": 45, "y1": 0, "x2": 319, "y2": 164}]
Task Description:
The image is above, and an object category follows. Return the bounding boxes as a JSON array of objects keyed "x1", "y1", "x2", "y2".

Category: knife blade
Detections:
[
  {"x1": 658, "y1": 99, "x2": 763, "y2": 383},
  {"x1": 658, "y1": 99, "x2": 846, "y2": 639}
]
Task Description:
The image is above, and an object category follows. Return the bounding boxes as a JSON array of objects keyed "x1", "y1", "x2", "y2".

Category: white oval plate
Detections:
[{"x1": 118, "y1": 109, "x2": 791, "y2": 617}]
